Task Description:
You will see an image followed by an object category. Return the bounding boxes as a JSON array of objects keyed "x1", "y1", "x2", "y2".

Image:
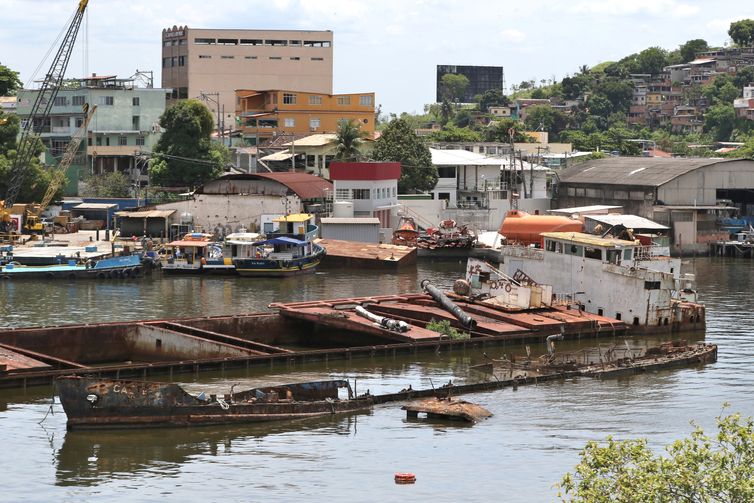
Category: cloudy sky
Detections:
[{"x1": 1, "y1": 0, "x2": 753, "y2": 114}]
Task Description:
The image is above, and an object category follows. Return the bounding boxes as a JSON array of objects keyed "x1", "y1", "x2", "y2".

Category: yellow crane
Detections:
[{"x1": 25, "y1": 104, "x2": 97, "y2": 233}]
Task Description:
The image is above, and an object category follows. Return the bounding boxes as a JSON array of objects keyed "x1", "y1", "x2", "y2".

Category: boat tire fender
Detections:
[
  {"x1": 1, "y1": 275, "x2": 10, "y2": 280},
  {"x1": 96, "y1": 272, "x2": 106, "y2": 279},
  {"x1": 68, "y1": 273, "x2": 76, "y2": 280},
  {"x1": 121, "y1": 268, "x2": 131, "y2": 278}
]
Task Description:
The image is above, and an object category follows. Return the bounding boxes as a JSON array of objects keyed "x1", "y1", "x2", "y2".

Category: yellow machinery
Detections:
[{"x1": 25, "y1": 104, "x2": 97, "y2": 233}]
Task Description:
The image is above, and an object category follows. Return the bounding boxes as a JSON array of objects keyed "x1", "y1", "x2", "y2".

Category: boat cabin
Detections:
[
  {"x1": 163, "y1": 233, "x2": 216, "y2": 273},
  {"x1": 541, "y1": 232, "x2": 640, "y2": 266}
]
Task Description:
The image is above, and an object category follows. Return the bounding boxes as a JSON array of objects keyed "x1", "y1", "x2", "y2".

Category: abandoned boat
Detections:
[
  {"x1": 392, "y1": 216, "x2": 476, "y2": 258},
  {"x1": 161, "y1": 233, "x2": 234, "y2": 275},
  {"x1": 0, "y1": 254, "x2": 143, "y2": 280},
  {"x1": 56, "y1": 376, "x2": 373, "y2": 430},
  {"x1": 232, "y1": 214, "x2": 326, "y2": 277}
]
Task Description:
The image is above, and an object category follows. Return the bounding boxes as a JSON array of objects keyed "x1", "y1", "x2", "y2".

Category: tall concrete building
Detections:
[
  {"x1": 161, "y1": 26, "x2": 334, "y2": 130},
  {"x1": 436, "y1": 65, "x2": 504, "y2": 103}
]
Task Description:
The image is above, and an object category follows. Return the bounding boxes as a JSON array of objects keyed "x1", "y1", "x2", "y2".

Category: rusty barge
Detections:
[
  {"x1": 0, "y1": 279, "x2": 704, "y2": 390},
  {"x1": 57, "y1": 376, "x2": 372, "y2": 430}
]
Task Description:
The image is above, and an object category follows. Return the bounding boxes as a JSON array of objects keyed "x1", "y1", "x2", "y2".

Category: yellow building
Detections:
[{"x1": 236, "y1": 89, "x2": 375, "y2": 143}]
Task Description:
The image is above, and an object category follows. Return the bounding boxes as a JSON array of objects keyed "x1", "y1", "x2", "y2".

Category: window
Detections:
[
  {"x1": 284, "y1": 118, "x2": 295, "y2": 127},
  {"x1": 623, "y1": 249, "x2": 633, "y2": 260},
  {"x1": 303, "y1": 40, "x2": 331, "y2": 47},
  {"x1": 290, "y1": 57, "x2": 300, "y2": 61},
  {"x1": 162, "y1": 57, "x2": 170, "y2": 68},
  {"x1": 179, "y1": 39, "x2": 187, "y2": 46},
  {"x1": 99, "y1": 96, "x2": 114, "y2": 106},
  {"x1": 289, "y1": 40, "x2": 301, "y2": 46},
  {"x1": 352, "y1": 189, "x2": 370, "y2": 199},
  {"x1": 132, "y1": 97, "x2": 140, "y2": 106},
  {"x1": 240, "y1": 39, "x2": 263, "y2": 45},
  {"x1": 178, "y1": 56, "x2": 186, "y2": 66},
  {"x1": 283, "y1": 93, "x2": 297, "y2": 104},
  {"x1": 337, "y1": 96, "x2": 351, "y2": 106},
  {"x1": 336, "y1": 188, "x2": 351, "y2": 200},
  {"x1": 266, "y1": 40, "x2": 287, "y2": 46},
  {"x1": 95, "y1": 136, "x2": 102, "y2": 146},
  {"x1": 584, "y1": 246, "x2": 603, "y2": 260},
  {"x1": 75, "y1": 117, "x2": 83, "y2": 127},
  {"x1": 359, "y1": 95, "x2": 372, "y2": 106},
  {"x1": 199, "y1": 55, "x2": 212, "y2": 59},
  {"x1": 136, "y1": 136, "x2": 145, "y2": 146},
  {"x1": 629, "y1": 191, "x2": 645, "y2": 200},
  {"x1": 218, "y1": 38, "x2": 238, "y2": 45},
  {"x1": 311, "y1": 57, "x2": 324, "y2": 61},
  {"x1": 566, "y1": 244, "x2": 583, "y2": 256},
  {"x1": 53, "y1": 96, "x2": 67, "y2": 106},
  {"x1": 119, "y1": 136, "x2": 128, "y2": 146},
  {"x1": 105, "y1": 137, "x2": 110, "y2": 146},
  {"x1": 309, "y1": 118, "x2": 320, "y2": 129},
  {"x1": 614, "y1": 190, "x2": 629, "y2": 200},
  {"x1": 245, "y1": 56, "x2": 257, "y2": 60},
  {"x1": 132, "y1": 116, "x2": 140, "y2": 130},
  {"x1": 221, "y1": 55, "x2": 235, "y2": 59},
  {"x1": 171, "y1": 57, "x2": 178, "y2": 67},
  {"x1": 178, "y1": 87, "x2": 188, "y2": 99},
  {"x1": 72, "y1": 95, "x2": 85, "y2": 106},
  {"x1": 545, "y1": 240, "x2": 556, "y2": 252},
  {"x1": 269, "y1": 56, "x2": 282, "y2": 60},
  {"x1": 309, "y1": 95, "x2": 322, "y2": 105},
  {"x1": 194, "y1": 38, "x2": 215, "y2": 45}
]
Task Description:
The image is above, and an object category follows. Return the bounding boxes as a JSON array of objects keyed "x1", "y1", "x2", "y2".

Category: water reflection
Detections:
[{"x1": 55, "y1": 413, "x2": 367, "y2": 487}]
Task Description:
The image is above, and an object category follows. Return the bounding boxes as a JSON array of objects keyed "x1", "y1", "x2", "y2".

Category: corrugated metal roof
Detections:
[
  {"x1": 116, "y1": 210, "x2": 176, "y2": 218},
  {"x1": 274, "y1": 213, "x2": 311, "y2": 222},
  {"x1": 585, "y1": 214, "x2": 668, "y2": 230},
  {"x1": 283, "y1": 134, "x2": 337, "y2": 147},
  {"x1": 321, "y1": 217, "x2": 381, "y2": 225},
  {"x1": 550, "y1": 205, "x2": 622, "y2": 215},
  {"x1": 197, "y1": 173, "x2": 333, "y2": 200},
  {"x1": 260, "y1": 150, "x2": 293, "y2": 161},
  {"x1": 558, "y1": 158, "x2": 734, "y2": 187},
  {"x1": 72, "y1": 203, "x2": 118, "y2": 210}
]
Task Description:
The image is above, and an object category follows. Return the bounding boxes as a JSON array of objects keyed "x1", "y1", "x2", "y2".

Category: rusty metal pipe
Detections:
[{"x1": 421, "y1": 279, "x2": 477, "y2": 329}]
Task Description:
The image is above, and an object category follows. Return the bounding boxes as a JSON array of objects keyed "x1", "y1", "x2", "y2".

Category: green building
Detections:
[{"x1": 16, "y1": 74, "x2": 170, "y2": 195}]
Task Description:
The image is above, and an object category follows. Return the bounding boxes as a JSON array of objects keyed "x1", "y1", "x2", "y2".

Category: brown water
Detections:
[{"x1": 0, "y1": 258, "x2": 752, "y2": 502}]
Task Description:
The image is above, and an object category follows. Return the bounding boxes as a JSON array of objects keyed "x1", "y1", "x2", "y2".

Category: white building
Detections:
[{"x1": 329, "y1": 162, "x2": 400, "y2": 228}]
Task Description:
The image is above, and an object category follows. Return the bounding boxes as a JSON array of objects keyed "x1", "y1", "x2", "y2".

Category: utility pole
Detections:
[{"x1": 198, "y1": 91, "x2": 221, "y2": 140}]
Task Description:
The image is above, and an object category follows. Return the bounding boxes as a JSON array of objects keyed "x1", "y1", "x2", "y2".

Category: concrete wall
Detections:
[
  {"x1": 157, "y1": 193, "x2": 300, "y2": 234},
  {"x1": 321, "y1": 222, "x2": 380, "y2": 243},
  {"x1": 658, "y1": 159, "x2": 754, "y2": 206}
]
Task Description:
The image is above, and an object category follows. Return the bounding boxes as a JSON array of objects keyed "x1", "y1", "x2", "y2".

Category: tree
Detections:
[
  {"x1": 371, "y1": 118, "x2": 436, "y2": 193},
  {"x1": 334, "y1": 119, "x2": 368, "y2": 160},
  {"x1": 559, "y1": 410, "x2": 754, "y2": 502},
  {"x1": 636, "y1": 47, "x2": 669, "y2": 75},
  {"x1": 733, "y1": 65, "x2": 754, "y2": 89},
  {"x1": 149, "y1": 100, "x2": 228, "y2": 188},
  {"x1": 439, "y1": 73, "x2": 470, "y2": 103},
  {"x1": 81, "y1": 171, "x2": 131, "y2": 197},
  {"x1": 0, "y1": 112, "x2": 19, "y2": 153},
  {"x1": 524, "y1": 105, "x2": 569, "y2": 136},
  {"x1": 595, "y1": 80, "x2": 634, "y2": 113},
  {"x1": 679, "y1": 39, "x2": 709, "y2": 62},
  {"x1": 705, "y1": 104, "x2": 736, "y2": 141},
  {"x1": 729, "y1": 19, "x2": 754, "y2": 47},
  {"x1": 586, "y1": 94, "x2": 613, "y2": 121},
  {"x1": 477, "y1": 89, "x2": 509, "y2": 112},
  {"x1": 484, "y1": 119, "x2": 530, "y2": 143},
  {"x1": 0, "y1": 63, "x2": 21, "y2": 96},
  {"x1": 430, "y1": 125, "x2": 481, "y2": 142}
]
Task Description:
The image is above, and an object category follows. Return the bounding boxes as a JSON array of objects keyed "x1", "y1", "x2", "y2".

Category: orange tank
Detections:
[{"x1": 498, "y1": 210, "x2": 583, "y2": 246}]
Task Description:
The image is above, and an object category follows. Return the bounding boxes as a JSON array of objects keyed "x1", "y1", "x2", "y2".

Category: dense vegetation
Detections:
[{"x1": 390, "y1": 19, "x2": 754, "y2": 158}]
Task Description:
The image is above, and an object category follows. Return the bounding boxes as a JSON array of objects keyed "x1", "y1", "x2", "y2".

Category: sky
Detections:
[{"x1": 1, "y1": 0, "x2": 753, "y2": 115}]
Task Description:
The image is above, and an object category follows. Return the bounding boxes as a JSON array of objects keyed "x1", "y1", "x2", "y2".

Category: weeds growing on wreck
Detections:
[{"x1": 426, "y1": 319, "x2": 470, "y2": 341}]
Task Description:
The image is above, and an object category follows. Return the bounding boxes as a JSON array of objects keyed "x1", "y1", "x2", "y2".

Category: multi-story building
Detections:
[
  {"x1": 235, "y1": 89, "x2": 375, "y2": 144},
  {"x1": 161, "y1": 26, "x2": 334, "y2": 128},
  {"x1": 16, "y1": 74, "x2": 169, "y2": 194},
  {"x1": 436, "y1": 65, "x2": 504, "y2": 103},
  {"x1": 734, "y1": 85, "x2": 754, "y2": 121}
]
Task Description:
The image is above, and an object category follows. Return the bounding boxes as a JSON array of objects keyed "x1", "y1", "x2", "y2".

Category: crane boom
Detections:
[{"x1": 4, "y1": 0, "x2": 89, "y2": 208}]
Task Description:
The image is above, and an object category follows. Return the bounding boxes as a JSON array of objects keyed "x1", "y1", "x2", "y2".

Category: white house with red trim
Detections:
[{"x1": 329, "y1": 162, "x2": 400, "y2": 228}]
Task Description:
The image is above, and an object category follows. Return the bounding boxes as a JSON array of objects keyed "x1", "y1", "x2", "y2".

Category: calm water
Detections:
[{"x1": 0, "y1": 258, "x2": 752, "y2": 502}]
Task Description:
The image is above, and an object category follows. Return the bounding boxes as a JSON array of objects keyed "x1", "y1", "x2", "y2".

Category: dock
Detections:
[
  {"x1": 316, "y1": 239, "x2": 416, "y2": 269},
  {"x1": 4, "y1": 231, "x2": 115, "y2": 265}
]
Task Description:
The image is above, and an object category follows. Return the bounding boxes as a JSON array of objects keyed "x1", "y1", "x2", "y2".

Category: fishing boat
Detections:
[
  {"x1": 232, "y1": 213, "x2": 326, "y2": 277},
  {"x1": 161, "y1": 233, "x2": 234, "y2": 275},
  {"x1": 56, "y1": 376, "x2": 373, "y2": 430},
  {"x1": 0, "y1": 254, "x2": 143, "y2": 280}
]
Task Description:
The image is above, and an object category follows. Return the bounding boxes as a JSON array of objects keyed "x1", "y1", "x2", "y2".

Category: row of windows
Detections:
[
  {"x1": 334, "y1": 187, "x2": 397, "y2": 200},
  {"x1": 50, "y1": 96, "x2": 140, "y2": 107},
  {"x1": 566, "y1": 187, "x2": 648, "y2": 201},
  {"x1": 279, "y1": 93, "x2": 372, "y2": 106},
  {"x1": 163, "y1": 39, "x2": 188, "y2": 47},
  {"x1": 247, "y1": 117, "x2": 369, "y2": 130},
  {"x1": 162, "y1": 56, "x2": 186, "y2": 68},
  {"x1": 196, "y1": 55, "x2": 324, "y2": 62},
  {"x1": 88, "y1": 135, "x2": 146, "y2": 147},
  {"x1": 193, "y1": 38, "x2": 330, "y2": 47},
  {"x1": 545, "y1": 239, "x2": 633, "y2": 261}
]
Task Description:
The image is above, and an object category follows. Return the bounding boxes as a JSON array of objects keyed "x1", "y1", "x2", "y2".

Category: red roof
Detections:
[{"x1": 329, "y1": 162, "x2": 401, "y2": 181}]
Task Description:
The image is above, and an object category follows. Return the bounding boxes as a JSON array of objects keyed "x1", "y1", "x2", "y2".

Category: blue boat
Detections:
[
  {"x1": 0, "y1": 254, "x2": 143, "y2": 280},
  {"x1": 232, "y1": 214, "x2": 326, "y2": 277}
]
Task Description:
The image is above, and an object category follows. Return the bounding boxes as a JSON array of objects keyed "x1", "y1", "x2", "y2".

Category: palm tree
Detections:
[{"x1": 334, "y1": 119, "x2": 368, "y2": 160}]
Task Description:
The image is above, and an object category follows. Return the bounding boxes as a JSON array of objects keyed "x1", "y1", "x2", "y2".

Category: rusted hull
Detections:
[
  {"x1": 56, "y1": 376, "x2": 373, "y2": 430},
  {"x1": 403, "y1": 398, "x2": 492, "y2": 423},
  {"x1": 580, "y1": 343, "x2": 717, "y2": 379}
]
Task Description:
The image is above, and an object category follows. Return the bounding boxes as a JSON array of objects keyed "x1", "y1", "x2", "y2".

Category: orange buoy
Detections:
[{"x1": 394, "y1": 472, "x2": 417, "y2": 484}]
